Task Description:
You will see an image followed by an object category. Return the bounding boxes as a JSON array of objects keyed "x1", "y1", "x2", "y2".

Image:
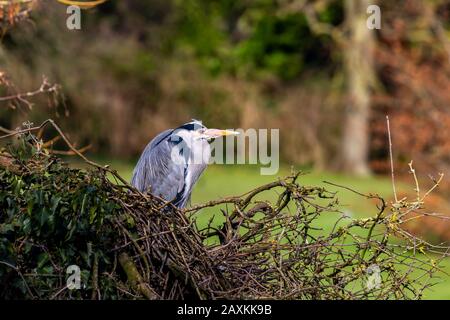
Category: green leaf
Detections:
[
  {"x1": 89, "y1": 206, "x2": 97, "y2": 224},
  {"x1": 37, "y1": 252, "x2": 49, "y2": 269},
  {"x1": 22, "y1": 218, "x2": 31, "y2": 235}
]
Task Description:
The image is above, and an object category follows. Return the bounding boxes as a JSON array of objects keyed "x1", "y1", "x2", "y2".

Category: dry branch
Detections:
[{"x1": 118, "y1": 253, "x2": 158, "y2": 300}]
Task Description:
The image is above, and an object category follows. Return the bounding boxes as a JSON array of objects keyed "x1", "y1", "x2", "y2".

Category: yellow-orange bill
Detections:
[{"x1": 204, "y1": 129, "x2": 239, "y2": 138}]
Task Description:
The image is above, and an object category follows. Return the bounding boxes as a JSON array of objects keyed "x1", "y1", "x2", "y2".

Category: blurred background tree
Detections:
[{"x1": 1, "y1": 0, "x2": 450, "y2": 181}]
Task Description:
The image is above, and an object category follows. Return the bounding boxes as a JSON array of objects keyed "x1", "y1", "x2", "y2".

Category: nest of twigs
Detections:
[{"x1": 0, "y1": 120, "x2": 447, "y2": 300}]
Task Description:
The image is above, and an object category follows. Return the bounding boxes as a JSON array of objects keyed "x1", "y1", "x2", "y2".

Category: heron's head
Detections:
[{"x1": 172, "y1": 120, "x2": 239, "y2": 143}]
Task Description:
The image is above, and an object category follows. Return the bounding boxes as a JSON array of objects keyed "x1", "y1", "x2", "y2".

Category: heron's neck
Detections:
[{"x1": 188, "y1": 139, "x2": 211, "y2": 165}]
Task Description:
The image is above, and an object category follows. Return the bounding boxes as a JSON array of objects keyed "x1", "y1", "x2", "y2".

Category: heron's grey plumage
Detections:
[{"x1": 131, "y1": 121, "x2": 210, "y2": 208}]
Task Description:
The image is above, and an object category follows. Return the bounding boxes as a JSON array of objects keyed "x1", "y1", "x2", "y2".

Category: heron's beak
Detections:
[{"x1": 202, "y1": 129, "x2": 240, "y2": 139}]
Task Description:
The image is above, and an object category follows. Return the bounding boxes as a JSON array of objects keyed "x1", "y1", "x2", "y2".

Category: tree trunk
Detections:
[{"x1": 340, "y1": 0, "x2": 374, "y2": 176}]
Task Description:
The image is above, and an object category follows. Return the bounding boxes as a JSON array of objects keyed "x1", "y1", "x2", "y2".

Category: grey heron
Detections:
[{"x1": 131, "y1": 120, "x2": 239, "y2": 208}]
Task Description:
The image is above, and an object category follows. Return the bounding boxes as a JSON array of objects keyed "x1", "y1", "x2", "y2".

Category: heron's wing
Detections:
[{"x1": 131, "y1": 130, "x2": 186, "y2": 203}]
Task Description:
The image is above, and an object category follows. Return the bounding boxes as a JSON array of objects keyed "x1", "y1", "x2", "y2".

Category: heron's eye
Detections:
[{"x1": 198, "y1": 128, "x2": 206, "y2": 134}]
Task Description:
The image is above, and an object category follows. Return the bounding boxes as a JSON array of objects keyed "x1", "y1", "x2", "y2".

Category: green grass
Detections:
[{"x1": 71, "y1": 158, "x2": 450, "y2": 299}]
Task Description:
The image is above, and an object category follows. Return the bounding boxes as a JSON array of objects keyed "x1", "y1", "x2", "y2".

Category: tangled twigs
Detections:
[
  {"x1": 0, "y1": 76, "x2": 61, "y2": 112},
  {"x1": 323, "y1": 180, "x2": 387, "y2": 261},
  {"x1": 0, "y1": 119, "x2": 449, "y2": 300},
  {"x1": 0, "y1": 77, "x2": 59, "y2": 106},
  {"x1": 0, "y1": 119, "x2": 128, "y2": 186},
  {"x1": 0, "y1": 0, "x2": 36, "y2": 33}
]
